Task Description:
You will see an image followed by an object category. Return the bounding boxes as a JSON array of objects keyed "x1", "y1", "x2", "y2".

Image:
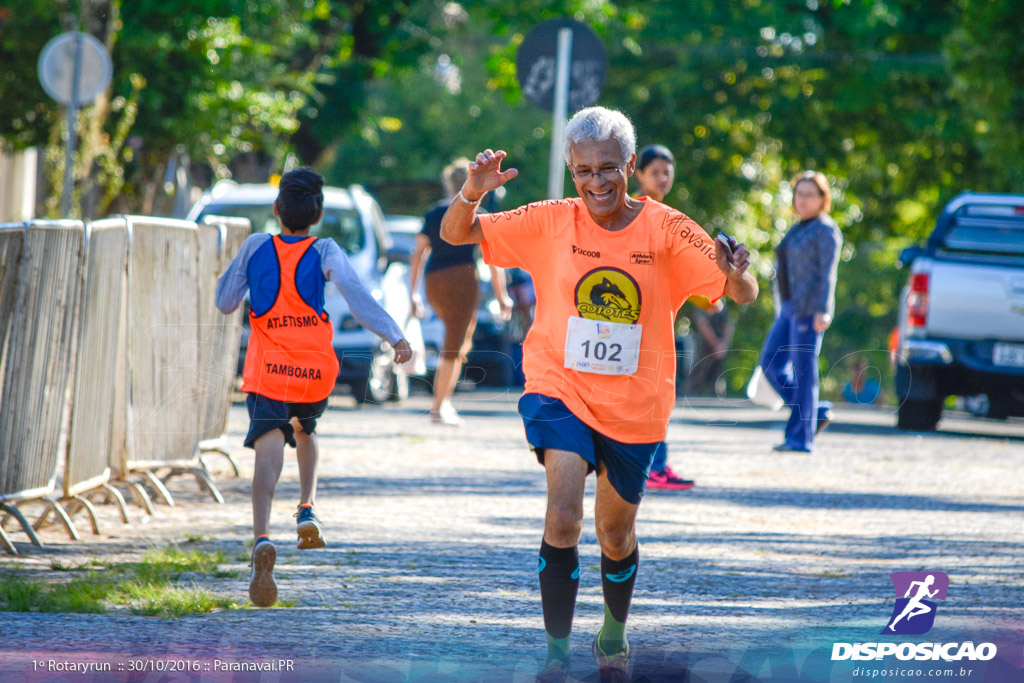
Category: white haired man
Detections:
[{"x1": 442, "y1": 107, "x2": 758, "y2": 681}]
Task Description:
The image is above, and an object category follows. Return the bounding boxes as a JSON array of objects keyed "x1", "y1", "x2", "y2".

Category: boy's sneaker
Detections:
[
  {"x1": 592, "y1": 633, "x2": 632, "y2": 682},
  {"x1": 535, "y1": 660, "x2": 569, "y2": 683},
  {"x1": 295, "y1": 505, "x2": 326, "y2": 549},
  {"x1": 646, "y1": 465, "x2": 695, "y2": 490},
  {"x1": 248, "y1": 539, "x2": 277, "y2": 607}
]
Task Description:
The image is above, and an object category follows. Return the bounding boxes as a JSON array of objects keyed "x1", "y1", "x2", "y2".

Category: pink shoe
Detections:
[{"x1": 647, "y1": 465, "x2": 695, "y2": 490}]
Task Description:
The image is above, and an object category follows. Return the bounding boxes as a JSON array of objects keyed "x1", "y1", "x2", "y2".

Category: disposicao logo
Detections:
[
  {"x1": 831, "y1": 571, "x2": 997, "y2": 663},
  {"x1": 883, "y1": 571, "x2": 948, "y2": 635}
]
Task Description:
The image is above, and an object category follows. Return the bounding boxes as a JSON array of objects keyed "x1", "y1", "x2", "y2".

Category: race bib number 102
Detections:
[{"x1": 564, "y1": 316, "x2": 642, "y2": 376}]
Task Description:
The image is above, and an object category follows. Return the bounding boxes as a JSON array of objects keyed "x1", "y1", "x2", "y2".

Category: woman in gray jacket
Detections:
[{"x1": 760, "y1": 171, "x2": 842, "y2": 452}]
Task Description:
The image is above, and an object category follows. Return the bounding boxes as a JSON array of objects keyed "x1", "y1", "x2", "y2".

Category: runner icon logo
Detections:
[{"x1": 882, "y1": 571, "x2": 949, "y2": 635}]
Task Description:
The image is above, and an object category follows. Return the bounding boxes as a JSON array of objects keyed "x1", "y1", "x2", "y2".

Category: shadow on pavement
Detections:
[{"x1": 670, "y1": 415, "x2": 1024, "y2": 444}]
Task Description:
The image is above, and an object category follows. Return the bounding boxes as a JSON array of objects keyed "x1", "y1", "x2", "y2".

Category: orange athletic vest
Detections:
[{"x1": 241, "y1": 236, "x2": 339, "y2": 402}]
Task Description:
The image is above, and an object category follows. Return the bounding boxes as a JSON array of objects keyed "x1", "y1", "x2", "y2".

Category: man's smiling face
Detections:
[{"x1": 568, "y1": 137, "x2": 636, "y2": 223}]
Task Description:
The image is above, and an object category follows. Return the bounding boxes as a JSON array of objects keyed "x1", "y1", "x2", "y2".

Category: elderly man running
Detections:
[{"x1": 442, "y1": 107, "x2": 758, "y2": 682}]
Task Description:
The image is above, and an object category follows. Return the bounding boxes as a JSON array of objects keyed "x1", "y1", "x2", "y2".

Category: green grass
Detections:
[
  {"x1": 122, "y1": 583, "x2": 235, "y2": 618},
  {"x1": 0, "y1": 544, "x2": 241, "y2": 618}
]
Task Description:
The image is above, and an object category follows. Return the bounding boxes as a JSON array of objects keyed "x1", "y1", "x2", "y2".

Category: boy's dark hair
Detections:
[
  {"x1": 276, "y1": 167, "x2": 324, "y2": 231},
  {"x1": 637, "y1": 144, "x2": 675, "y2": 171}
]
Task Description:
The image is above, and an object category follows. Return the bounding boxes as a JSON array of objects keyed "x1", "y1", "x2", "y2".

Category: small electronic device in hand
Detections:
[{"x1": 716, "y1": 233, "x2": 737, "y2": 264}]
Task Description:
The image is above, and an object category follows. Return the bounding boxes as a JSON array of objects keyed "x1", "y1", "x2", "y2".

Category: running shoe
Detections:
[
  {"x1": 592, "y1": 633, "x2": 632, "y2": 682},
  {"x1": 646, "y1": 466, "x2": 695, "y2": 490},
  {"x1": 816, "y1": 409, "x2": 834, "y2": 436},
  {"x1": 429, "y1": 403, "x2": 462, "y2": 426},
  {"x1": 295, "y1": 505, "x2": 326, "y2": 549},
  {"x1": 248, "y1": 539, "x2": 277, "y2": 607},
  {"x1": 772, "y1": 443, "x2": 812, "y2": 453},
  {"x1": 534, "y1": 660, "x2": 569, "y2": 683}
]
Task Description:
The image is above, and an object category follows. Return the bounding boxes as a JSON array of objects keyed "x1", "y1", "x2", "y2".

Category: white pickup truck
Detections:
[{"x1": 895, "y1": 192, "x2": 1024, "y2": 430}]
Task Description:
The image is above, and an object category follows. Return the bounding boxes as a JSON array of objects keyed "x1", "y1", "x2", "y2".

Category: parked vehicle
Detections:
[
  {"x1": 188, "y1": 181, "x2": 413, "y2": 403},
  {"x1": 385, "y1": 214, "x2": 442, "y2": 379},
  {"x1": 895, "y1": 192, "x2": 1024, "y2": 430},
  {"x1": 385, "y1": 213, "x2": 515, "y2": 387},
  {"x1": 383, "y1": 214, "x2": 424, "y2": 258}
]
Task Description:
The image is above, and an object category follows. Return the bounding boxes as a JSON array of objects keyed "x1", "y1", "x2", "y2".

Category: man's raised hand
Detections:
[{"x1": 464, "y1": 149, "x2": 519, "y2": 201}]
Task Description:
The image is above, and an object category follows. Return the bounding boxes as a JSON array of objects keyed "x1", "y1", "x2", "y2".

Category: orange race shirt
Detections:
[
  {"x1": 241, "y1": 236, "x2": 340, "y2": 402},
  {"x1": 481, "y1": 196, "x2": 727, "y2": 443}
]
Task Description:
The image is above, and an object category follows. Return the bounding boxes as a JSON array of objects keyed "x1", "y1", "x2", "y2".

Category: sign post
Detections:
[
  {"x1": 547, "y1": 28, "x2": 573, "y2": 200},
  {"x1": 38, "y1": 32, "x2": 112, "y2": 217},
  {"x1": 516, "y1": 19, "x2": 607, "y2": 199}
]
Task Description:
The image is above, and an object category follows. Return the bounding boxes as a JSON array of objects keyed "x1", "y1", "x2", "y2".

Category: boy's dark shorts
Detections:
[
  {"x1": 244, "y1": 393, "x2": 329, "y2": 449},
  {"x1": 518, "y1": 392, "x2": 659, "y2": 505}
]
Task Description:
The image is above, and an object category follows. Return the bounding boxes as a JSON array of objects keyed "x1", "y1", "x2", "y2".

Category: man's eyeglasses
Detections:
[{"x1": 569, "y1": 163, "x2": 625, "y2": 181}]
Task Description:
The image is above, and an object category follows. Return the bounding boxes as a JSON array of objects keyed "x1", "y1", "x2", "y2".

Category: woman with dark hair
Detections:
[
  {"x1": 409, "y1": 159, "x2": 511, "y2": 426},
  {"x1": 759, "y1": 170, "x2": 842, "y2": 452},
  {"x1": 633, "y1": 144, "x2": 696, "y2": 491}
]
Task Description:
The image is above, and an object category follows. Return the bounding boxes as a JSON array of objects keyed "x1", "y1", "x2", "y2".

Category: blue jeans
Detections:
[{"x1": 759, "y1": 302, "x2": 831, "y2": 451}]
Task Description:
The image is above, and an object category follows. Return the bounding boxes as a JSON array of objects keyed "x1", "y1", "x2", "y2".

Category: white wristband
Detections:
[{"x1": 457, "y1": 187, "x2": 482, "y2": 205}]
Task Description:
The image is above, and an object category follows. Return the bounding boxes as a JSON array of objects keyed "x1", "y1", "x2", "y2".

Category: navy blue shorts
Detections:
[
  {"x1": 518, "y1": 393, "x2": 659, "y2": 505},
  {"x1": 244, "y1": 393, "x2": 329, "y2": 449}
]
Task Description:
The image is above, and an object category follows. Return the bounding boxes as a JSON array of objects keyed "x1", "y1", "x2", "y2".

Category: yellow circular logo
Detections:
[{"x1": 574, "y1": 267, "x2": 642, "y2": 323}]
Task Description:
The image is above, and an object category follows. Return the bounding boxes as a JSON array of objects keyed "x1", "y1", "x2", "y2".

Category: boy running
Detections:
[{"x1": 215, "y1": 168, "x2": 411, "y2": 607}]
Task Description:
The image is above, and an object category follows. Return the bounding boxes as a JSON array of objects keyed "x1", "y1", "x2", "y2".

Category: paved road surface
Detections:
[{"x1": 1, "y1": 391, "x2": 1021, "y2": 681}]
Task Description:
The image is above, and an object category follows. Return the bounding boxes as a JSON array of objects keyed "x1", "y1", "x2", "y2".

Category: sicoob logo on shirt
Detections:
[{"x1": 574, "y1": 267, "x2": 641, "y2": 323}]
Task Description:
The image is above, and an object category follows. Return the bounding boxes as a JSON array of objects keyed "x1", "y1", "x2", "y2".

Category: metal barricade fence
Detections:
[
  {"x1": 0, "y1": 223, "x2": 26, "y2": 554},
  {"x1": 111, "y1": 216, "x2": 222, "y2": 505},
  {"x1": 0, "y1": 221, "x2": 85, "y2": 554},
  {"x1": 195, "y1": 216, "x2": 250, "y2": 476},
  {"x1": 0, "y1": 223, "x2": 24, "y2": 380},
  {"x1": 61, "y1": 219, "x2": 131, "y2": 530}
]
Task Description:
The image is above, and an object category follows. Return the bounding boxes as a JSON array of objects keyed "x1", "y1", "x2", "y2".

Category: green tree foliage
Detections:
[
  {"x1": 320, "y1": 0, "x2": 1020, "y2": 399},
  {"x1": 3, "y1": 1, "x2": 1019, "y2": 399},
  {"x1": 116, "y1": 1, "x2": 318, "y2": 169},
  {"x1": 0, "y1": 2, "x2": 63, "y2": 148},
  {"x1": 0, "y1": 1, "x2": 320, "y2": 215},
  {"x1": 0, "y1": 1, "x2": 440, "y2": 215},
  {"x1": 945, "y1": 0, "x2": 1024, "y2": 190}
]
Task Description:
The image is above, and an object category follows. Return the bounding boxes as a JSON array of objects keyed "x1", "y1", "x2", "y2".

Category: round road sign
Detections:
[
  {"x1": 38, "y1": 32, "x2": 112, "y2": 106},
  {"x1": 516, "y1": 19, "x2": 607, "y2": 113}
]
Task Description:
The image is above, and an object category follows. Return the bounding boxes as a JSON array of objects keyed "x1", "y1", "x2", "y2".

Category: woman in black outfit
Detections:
[{"x1": 410, "y1": 159, "x2": 511, "y2": 425}]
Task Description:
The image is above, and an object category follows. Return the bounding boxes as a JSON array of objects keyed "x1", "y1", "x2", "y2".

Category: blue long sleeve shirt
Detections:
[
  {"x1": 774, "y1": 214, "x2": 842, "y2": 318},
  {"x1": 215, "y1": 234, "x2": 404, "y2": 345}
]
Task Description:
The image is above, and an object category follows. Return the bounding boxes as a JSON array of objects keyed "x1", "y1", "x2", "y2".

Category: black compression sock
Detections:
[
  {"x1": 600, "y1": 544, "x2": 639, "y2": 654},
  {"x1": 538, "y1": 540, "x2": 580, "y2": 664}
]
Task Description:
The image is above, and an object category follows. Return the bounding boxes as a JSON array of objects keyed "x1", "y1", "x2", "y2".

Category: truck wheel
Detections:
[
  {"x1": 897, "y1": 398, "x2": 943, "y2": 431},
  {"x1": 986, "y1": 398, "x2": 1011, "y2": 420}
]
